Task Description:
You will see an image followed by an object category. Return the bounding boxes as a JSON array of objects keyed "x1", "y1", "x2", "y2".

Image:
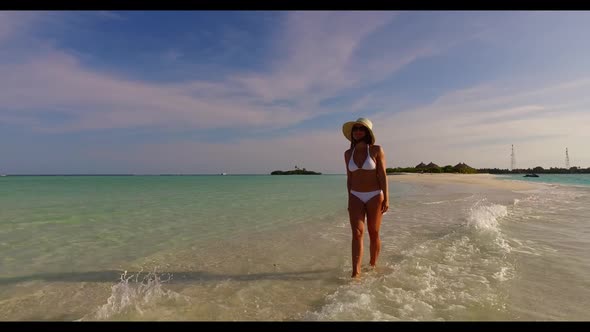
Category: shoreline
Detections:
[{"x1": 387, "y1": 173, "x2": 539, "y2": 191}]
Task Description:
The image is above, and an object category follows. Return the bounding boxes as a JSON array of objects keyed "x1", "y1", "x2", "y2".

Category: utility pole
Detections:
[{"x1": 565, "y1": 148, "x2": 570, "y2": 169}]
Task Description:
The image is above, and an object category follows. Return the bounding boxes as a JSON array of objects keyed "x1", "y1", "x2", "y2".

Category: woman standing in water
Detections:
[{"x1": 342, "y1": 118, "x2": 389, "y2": 278}]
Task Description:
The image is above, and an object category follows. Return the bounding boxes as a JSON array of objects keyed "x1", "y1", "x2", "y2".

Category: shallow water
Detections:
[{"x1": 0, "y1": 175, "x2": 588, "y2": 320}]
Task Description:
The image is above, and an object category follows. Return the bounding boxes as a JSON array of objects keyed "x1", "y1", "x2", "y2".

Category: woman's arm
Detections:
[
  {"x1": 376, "y1": 146, "x2": 389, "y2": 213},
  {"x1": 344, "y1": 150, "x2": 352, "y2": 195}
]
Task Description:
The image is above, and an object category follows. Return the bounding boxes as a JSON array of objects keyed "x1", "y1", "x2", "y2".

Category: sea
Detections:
[{"x1": 0, "y1": 174, "x2": 588, "y2": 321}]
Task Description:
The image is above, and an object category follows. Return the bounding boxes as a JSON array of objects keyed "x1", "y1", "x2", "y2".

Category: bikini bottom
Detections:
[{"x1": 350, "y1": 189, "x2": 382, "y2": 204}]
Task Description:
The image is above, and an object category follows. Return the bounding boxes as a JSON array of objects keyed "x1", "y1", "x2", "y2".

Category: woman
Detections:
[{"x1": 342, "y1": 118, "x2": 389, "y2": 278}]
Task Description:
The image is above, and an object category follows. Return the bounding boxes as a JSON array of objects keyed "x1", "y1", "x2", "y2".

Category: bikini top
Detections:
[{"x1": 348, "y1": 144, "x2": 377, "y2": 172}]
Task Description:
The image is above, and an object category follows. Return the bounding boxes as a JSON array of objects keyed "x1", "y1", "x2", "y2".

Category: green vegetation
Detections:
[
  {"x1": 271, "y1": 166, "x2": 321, "y2": 175},
  {"x1": 387, "y1": 162, "x2": 590, "y2": 175},
  {"x1": 479, "y1": 166, "x2": 590, "y2": 174},
  {"x1": 387, "y1": 162, "x2": 477, "y2": 174}
]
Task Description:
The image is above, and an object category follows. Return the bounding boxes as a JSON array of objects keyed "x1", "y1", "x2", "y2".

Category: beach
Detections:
[
  {"x1": 0, "y1": 174, "x2": 589, "y2": 320},
  {"x1": 389, "y1": 173, "x2": 537, "y2": 191}
]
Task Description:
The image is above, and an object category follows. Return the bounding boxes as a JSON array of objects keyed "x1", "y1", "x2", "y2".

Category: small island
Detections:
[{"x1": 271, "y1": 166, "x2": 321, "y2": 175}]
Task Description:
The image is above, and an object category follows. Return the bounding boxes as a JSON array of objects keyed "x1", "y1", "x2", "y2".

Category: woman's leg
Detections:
[
  {"x1": 365, "y1": 191, "x2": 384, "y2": 267},
  {"x1": 348, "y1": 194, "x2": 366, "y2": 278}
]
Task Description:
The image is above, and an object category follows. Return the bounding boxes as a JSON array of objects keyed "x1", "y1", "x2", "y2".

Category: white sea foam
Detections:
[
  {"x1": 302, "y1": 278, "x2": 401, "y2": 321},
  {"x1": 80, "y1": 268, "x2": 189, "y2": 320},
  {"x1": 492, "y1": 267, "x2": 515, "y2": 282},
  {"x1": 467, "y1": 200, "x2": 508, "y2": 234},
  {"x1": 464, "y1": 200, "x2": 514, "y2": 256},
  {"x1": 422, "y1": 200, "x2": 449, "y2": 205}
]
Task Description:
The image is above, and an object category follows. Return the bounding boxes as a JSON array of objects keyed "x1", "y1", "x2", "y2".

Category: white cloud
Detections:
[
  {"x1": 0, "y1": 11, "x2": 444, "y2": 134},
  {"x1": 231, "y1": 12, "x2": 399, "y2": 102},
  {"x1": 0, "y1": 50, "x2": 309, "y2": 132},
  {"x1": 0, "y1": 11, "x2": 42, "y2": 45},
  {"x1": 87, "y1": 129, "x2": 347, "y2": 174},
  {"x1": 89, "y1": 75, "x2": 590, "y2": 173},
  {"x1": 2, "y1": 11, "x2": 589, "y2": 173},
  {"x1": 370, "y1": 78, "x2": 590, "y2": 169}
]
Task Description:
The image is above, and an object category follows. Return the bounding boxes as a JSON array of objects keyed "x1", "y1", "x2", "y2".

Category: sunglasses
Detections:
[{"x1": 352, "y1": 126, "x2": 366, "y2": 131}]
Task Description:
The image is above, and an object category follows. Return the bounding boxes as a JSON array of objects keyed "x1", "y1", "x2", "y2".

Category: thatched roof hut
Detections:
[
  {"x1": 453, "y1": 162, "x2": 476, "y2": 173},
  {"x1": 454, "y1": 162, "x2": 468, "y2": 169},
  {"x1": 426, "y1": 162, "x2": 440, "y2": 169}
]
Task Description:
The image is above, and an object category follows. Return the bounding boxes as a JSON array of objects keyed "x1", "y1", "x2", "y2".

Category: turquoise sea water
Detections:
[
  {"x1": 496, "y1": 174, "x2": 590, "y2": 187},
  {"x1": 0, "y1": 175, "x2": 588, "y2": 320},
  {"x1": 0, "y1": 175, "x2": 352, "y2": 276}
]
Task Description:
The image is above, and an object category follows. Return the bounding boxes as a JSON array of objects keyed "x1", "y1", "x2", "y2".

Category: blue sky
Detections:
[{"x1": 1, "y1": 11, "x2": 589, "y2": 174}]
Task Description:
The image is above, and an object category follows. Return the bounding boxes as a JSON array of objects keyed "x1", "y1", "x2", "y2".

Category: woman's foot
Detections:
[{"x1": 361, "y1": 265, "x2": 377, "y2": 273}]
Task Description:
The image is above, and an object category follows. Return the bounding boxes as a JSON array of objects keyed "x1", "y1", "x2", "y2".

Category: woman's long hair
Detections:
[{"x1": 350, "y1": 128, "x2": 373, "y2": 149}]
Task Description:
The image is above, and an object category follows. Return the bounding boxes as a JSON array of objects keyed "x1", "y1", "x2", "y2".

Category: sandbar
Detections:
[{"x1": 387, "y1": 173, "x2": 539, "y2": 191}]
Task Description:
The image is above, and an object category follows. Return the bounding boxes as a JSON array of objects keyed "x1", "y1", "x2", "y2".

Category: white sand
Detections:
[{"x1": 388, "y1": 173, "x2": 539, "y2": 191}]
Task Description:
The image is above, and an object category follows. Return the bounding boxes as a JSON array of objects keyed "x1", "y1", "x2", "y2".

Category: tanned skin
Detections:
[{"x1": 344, "y1": 125, "x2": 389, "y2": 278}]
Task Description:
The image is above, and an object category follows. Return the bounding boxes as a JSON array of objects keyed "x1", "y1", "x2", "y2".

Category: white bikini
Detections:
[{"x1": 348, "y1": 145, "x2": 383, "y2": 203}]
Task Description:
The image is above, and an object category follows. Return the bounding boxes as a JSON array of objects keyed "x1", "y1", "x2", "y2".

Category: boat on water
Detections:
[
  {"x1": 220, "y1": 172, "x2": 227, "y2": 176},
  {"x1": 524, "y1": 174, "x2": 540, "y2": 177}
]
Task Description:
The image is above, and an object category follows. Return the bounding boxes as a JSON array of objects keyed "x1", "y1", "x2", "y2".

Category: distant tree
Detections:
[
  {"x1": 442, "y1": 165, "x2": 454, "y2": 173},
  {"x1": 429, "y1": 166, "x2": 442, "y2": 173},
  {"x1": 390, "y1": 163, "x2": 590, "y2": 175}
]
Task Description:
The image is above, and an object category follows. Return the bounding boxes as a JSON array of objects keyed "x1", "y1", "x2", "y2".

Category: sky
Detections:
[{"x1": 1, "y1": 11, "x2": 590, "y2": 174}]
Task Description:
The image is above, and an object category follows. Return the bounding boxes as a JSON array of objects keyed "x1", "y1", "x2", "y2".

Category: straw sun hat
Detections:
[{"x1": 342, "y1": 117, "x2": 375, "y2": 145}]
